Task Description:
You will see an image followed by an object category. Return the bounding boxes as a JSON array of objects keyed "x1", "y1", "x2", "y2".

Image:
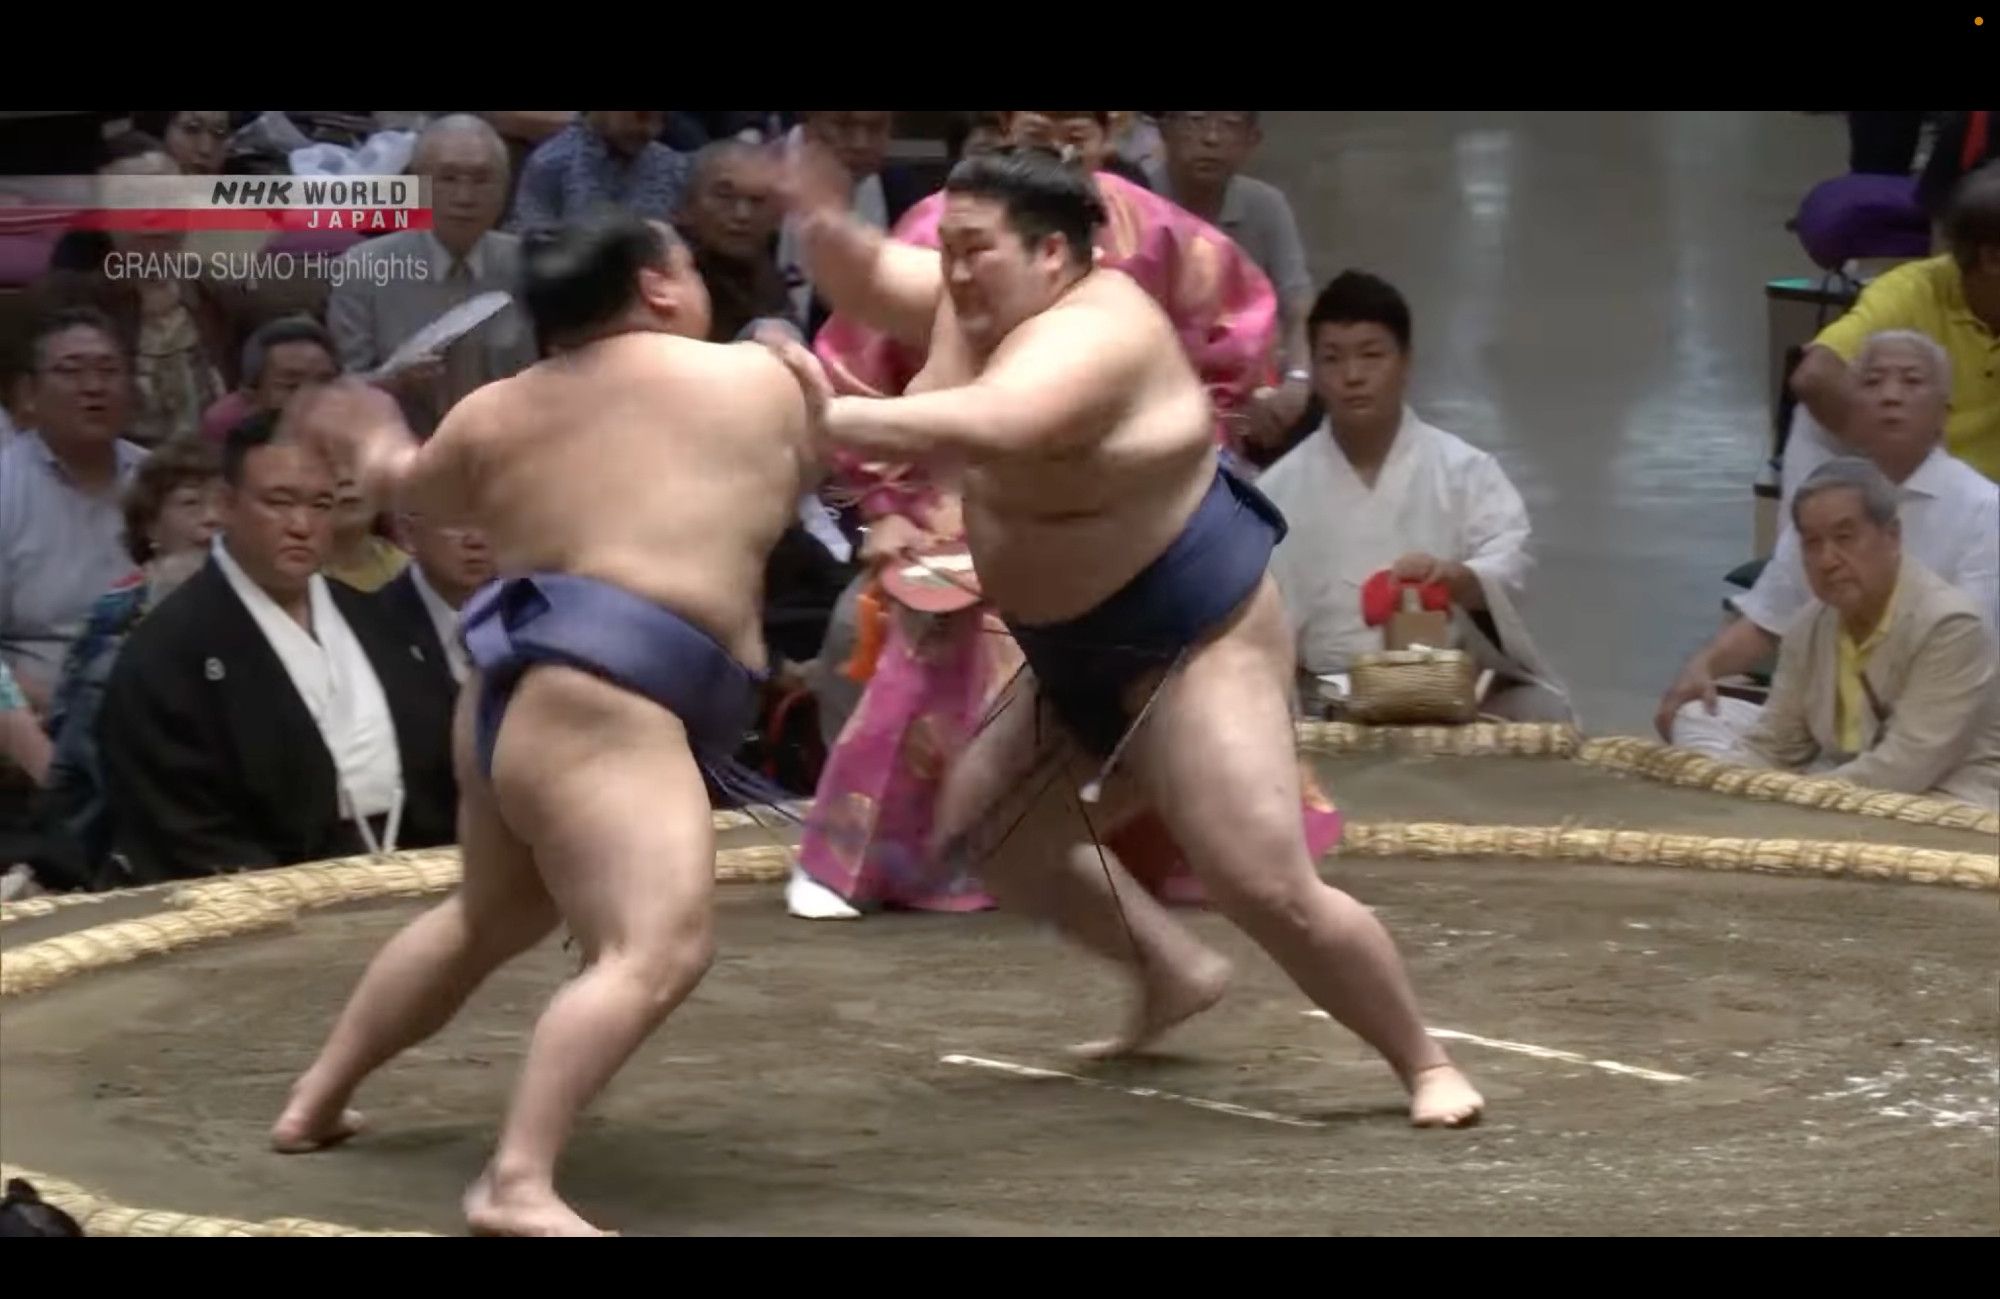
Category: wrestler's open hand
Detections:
[
  {"x1": 774, "y1": 137, "x2": 854, "y2": 219},
  {"x1": 281, "y1": 379, "x2": 416, "y2": 492}
]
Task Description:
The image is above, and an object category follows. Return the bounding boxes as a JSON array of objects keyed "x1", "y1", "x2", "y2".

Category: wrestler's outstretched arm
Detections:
[
  {"x1": 782, "y1": 145, "x2": 942, "y2": 349},
  {"x1": 761, "y1": 301, "x2": 1136, "y2": 462},
  {"x1": 282, "y1": 378, "x2": 475, "y2": 523}
]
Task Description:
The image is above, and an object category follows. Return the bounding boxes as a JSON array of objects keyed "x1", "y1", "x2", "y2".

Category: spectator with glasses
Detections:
[{"x1": 0, "y1": 308, "x2": 150, "y2": 712}]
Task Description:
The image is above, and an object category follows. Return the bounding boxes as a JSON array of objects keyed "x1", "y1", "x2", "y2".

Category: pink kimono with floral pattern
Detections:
[{"x1": 798, "y1": 172, "x2": 1342, "y2": 910}]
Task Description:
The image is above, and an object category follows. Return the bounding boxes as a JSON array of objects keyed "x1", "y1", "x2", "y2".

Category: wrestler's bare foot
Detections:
[
  {"x1": 464, "y1": 1169, "x2": 615, "y2": 1237},
  {"x1": 1071, "y1": 951, "x2": 1232, "y2": 1060},
  {"x1": 1408, "y1": 1063, "x2": 1485, "y2": 1129},
  {"x1": 269, "y1": 1085, "x2": 366, "y2": 1154}
]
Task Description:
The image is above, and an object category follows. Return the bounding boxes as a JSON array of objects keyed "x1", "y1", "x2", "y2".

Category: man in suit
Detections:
[
  {"x1": 327, "y1": 115, "x2": 537, "y2": 437},
  {"x1": 98, "y1": 414, "x2": 457, "y2": 887},
  {"x1": 1678, "y1": 457, "x2": 2000, "y2": 811},
  {"x1": 375, "y1": 510, "x2": 494, "y2": 689}
]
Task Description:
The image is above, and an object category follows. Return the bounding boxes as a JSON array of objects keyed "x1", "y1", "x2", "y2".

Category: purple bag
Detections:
[{"x1": 1790, "y1": 174, "x2": 1933, "y2": 270}]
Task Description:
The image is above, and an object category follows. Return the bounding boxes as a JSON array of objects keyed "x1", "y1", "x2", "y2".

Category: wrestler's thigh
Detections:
[
  {"x1": 931, "y1": 666, "x2": 1068, "y2": 847},
  {"x1": 1128, "y1": 578, "x2": 1313, "y2": 890},
  {"x1": 490, "y1": 666, "x2": 715, "y2": 961},
  {"x1": 451, "y1": 676, "x2": 556, "y2": 934}
]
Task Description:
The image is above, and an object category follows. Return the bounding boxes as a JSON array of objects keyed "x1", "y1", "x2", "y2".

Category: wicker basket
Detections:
[{"x1": 1347, "y1": 648, "x2": 1480, "y2": 724}]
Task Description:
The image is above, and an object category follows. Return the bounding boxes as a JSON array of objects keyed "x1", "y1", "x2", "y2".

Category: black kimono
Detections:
[{"x1": 98, "y1": 559, "x2": 457, "y2": 888}]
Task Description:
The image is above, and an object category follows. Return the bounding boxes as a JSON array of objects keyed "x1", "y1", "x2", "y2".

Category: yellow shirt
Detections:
[
  {"x1": 1834, "y1": 580, "x2": 1899, "y2": 754},
  {"x1": 325, "y1": 535, "x2": 410, "y2": 594},
  {"x1": 1814, "y1": 256, "x2": 2000, "y2": 481}
]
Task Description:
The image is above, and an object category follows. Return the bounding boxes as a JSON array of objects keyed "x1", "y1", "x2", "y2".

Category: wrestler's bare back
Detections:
[
  {"x1": 911, "y1": 269, "x2": 1216, "y2": 625},
  {"x1": 424, "y1": 332, "x2": 813, "y2": 670}
]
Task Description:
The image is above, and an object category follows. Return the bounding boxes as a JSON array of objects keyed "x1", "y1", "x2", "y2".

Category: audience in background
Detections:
[
  {"x1": 511, "y1": 111, "x2": 692, "y2": 235},
  {"x1": 328, "y1": 115, "x2": 536, "y2": 437},
  {"x1": 944, "y1": 112, "x2": 1007, "y2": 164},
  {"x1": 132, "y1": 112, "x2": 232, "y2": 175},
  {"x1": 323, "y1": 471, "x2": 408, "y2": 593},
  {"x1": 98, "y1": 415, "x2": 456, "y2": 886},
  {"x1": 0, "y1": 308, "x2": 150, "y2": 712},
  {"x1": 33, "y1": 135, "x2": 237, "y2": 445},
  {"x1": 1006, "y1": 111, "x2": 1151, "y2": 188},
  {"x1": 1787, "y1": 163, "x2": 2000, "y2": 483},
  {"x1": 1261, "y1": 272, "x2": 1573, "y2": 723},
  {"x1": 1662, "y1": 330, "x2": 2000, "y2": 742},
  {"x1": 38, "y1": 442, "x2": 220, "y2": 888},
  {"x1": 677, "y1": 140, "x2": 790, "y2": 342},
  {"x1": 376, "y1": 512, "x2": 494, "y2": 688},
  {"x1": 200, "y1": 314, "x2": 341, "y2": 444},
  {"x1": 0, "y1": 661, "x2": 49, "y2": 788},
  {"x1": 1150, "y1": 111, "x2": 1317, "y2": 456},
  {"x1": 1676, "y1": 458, "x2": 2000, "y2": 811},
  {"x1": 778, "y1": 111, "x2": 925, "y2": 332}
]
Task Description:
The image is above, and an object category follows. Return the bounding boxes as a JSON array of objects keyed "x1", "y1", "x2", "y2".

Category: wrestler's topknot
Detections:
[
  {"x1": 521, "y1": 207, "x2": 684, "y2": 352},
  {"x1": 944, "y1": 146, "x2": 1107, "y2": 268}
]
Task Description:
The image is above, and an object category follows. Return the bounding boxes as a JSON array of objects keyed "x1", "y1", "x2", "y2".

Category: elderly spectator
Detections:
[
  {"x1": 510, "y1": 111, "x2": 691, "y2": 234},
  {"x1": 133, "y1": 111, "x2": 231, "y2": 175},
  {"x1": 376, "y1": 511, "x2": 494, "y2": 688},
  {"x1": 200, "y1": 315, "x2": 341, "y2": 444},
  {"x1": 38, "y1": 442, "x2": 218, "y2": 888},
  {"x1": 1151, "y1": 111, "x2": 1316, "y2": 455},
  {"x1": 1261, "y1": 272, "x2": 1573, "y2": 723},
  {"x1": 328, "y1": 115, "x2": 536, "y2": 438},
  {"x1": 677, "y1": 140, "x2": 790, "y2": 342},
  {"x1": 1676, "y1": 459, "x2": 2000, "y2": 811},
  {"x1": 0, "y1": 308, "x2": 150, "y2": 711},
  {"x1": 98, "y1": 415, "x2": 456, "y2": 887},
  {"x1": 1661, "y1": 330, "x2": 2000, "y2": 740},
  {"x1": 777, "y1": 111, "x2": 926, "y2": 332},
  {"x1": 1788, "y1": 162, "x2": 2000, "y2": 483}
]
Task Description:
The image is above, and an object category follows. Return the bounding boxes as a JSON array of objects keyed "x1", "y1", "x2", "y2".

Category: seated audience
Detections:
[
  {"x1": 131, "y1": 111, "x2": 231, "y2": 175},
  {"x1": 1261, "y1": 272, "x2": 1574, "y2": 723},
  {"x1": 327, "y1": 115, "x2": 536, "y2": 438},
  {"x1": 1150, "y1": 111, "x2": 1317, "y2": 454},
  {"x1": 0, "y1": 660, "x2": 49, "y2": 891},
  {"x1": 944, "y1": 111, "x2": 1007, "y2": 164},
  {"x1": 510, "y1": 111, "x2": 692, "y2": 235},
  {"x1": 98, "y1": 416, "x2": 456, "y2": 886},
  {"x1": 777, "y1": 111, "x2": 926, "y2": 333},
  {"x1": 0, "y1": 308, "x2": 150, "y2": 712},
  {"x1": 0, "y1": 661, "x2": 49, "y2": 788},
  {"x1": 1661, "y1": 330, "x2": 2000, "y2": 739},
  {"x1": 375, "y1": 511, "x2": 494, "y2": 688},
  {"x1": 38, "y1": 442, "x2": 220, "y2": 888},
  {"x1": 1675, "y1": 458, "x2": 2000, "y2": 811},
  {"x1": 1006, "y1": 110, "x2": 1152, "y2": 188},
  {"x1": 1787, "y1": 162, "x2": 2000, "y2": 483},
  {"x1": 34, "y1": 135, "x2": 235, "y2": 445},
  {"x1": 200, "y1": 315, "x2": 341, "y2": 444},
  {"x1": 676, "y1": 140, "x2": 790, "y2": 342},
  {"x1": 325, "y1": 470, "x2": 409, "y2": 593}
]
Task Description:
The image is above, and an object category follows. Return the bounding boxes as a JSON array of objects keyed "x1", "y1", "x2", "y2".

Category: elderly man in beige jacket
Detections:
[{"x1": 1676, "y1": 456, "x2": 2000, "y2": 811}]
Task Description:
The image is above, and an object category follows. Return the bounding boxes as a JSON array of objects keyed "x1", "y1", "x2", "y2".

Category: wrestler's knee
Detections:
[{"x1": 597, "y1": 911, "x2": 716, "y2": 1004}]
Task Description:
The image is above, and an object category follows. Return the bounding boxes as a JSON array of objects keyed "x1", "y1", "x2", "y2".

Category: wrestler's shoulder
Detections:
[{"x1": 1027, "y1": 271, "x2": 1172, "y2": 345}]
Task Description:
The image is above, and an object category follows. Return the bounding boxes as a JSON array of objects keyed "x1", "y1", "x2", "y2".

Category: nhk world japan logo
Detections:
[{"x1": 0, "y1": 174, "x2": 431, "y2": 234}]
